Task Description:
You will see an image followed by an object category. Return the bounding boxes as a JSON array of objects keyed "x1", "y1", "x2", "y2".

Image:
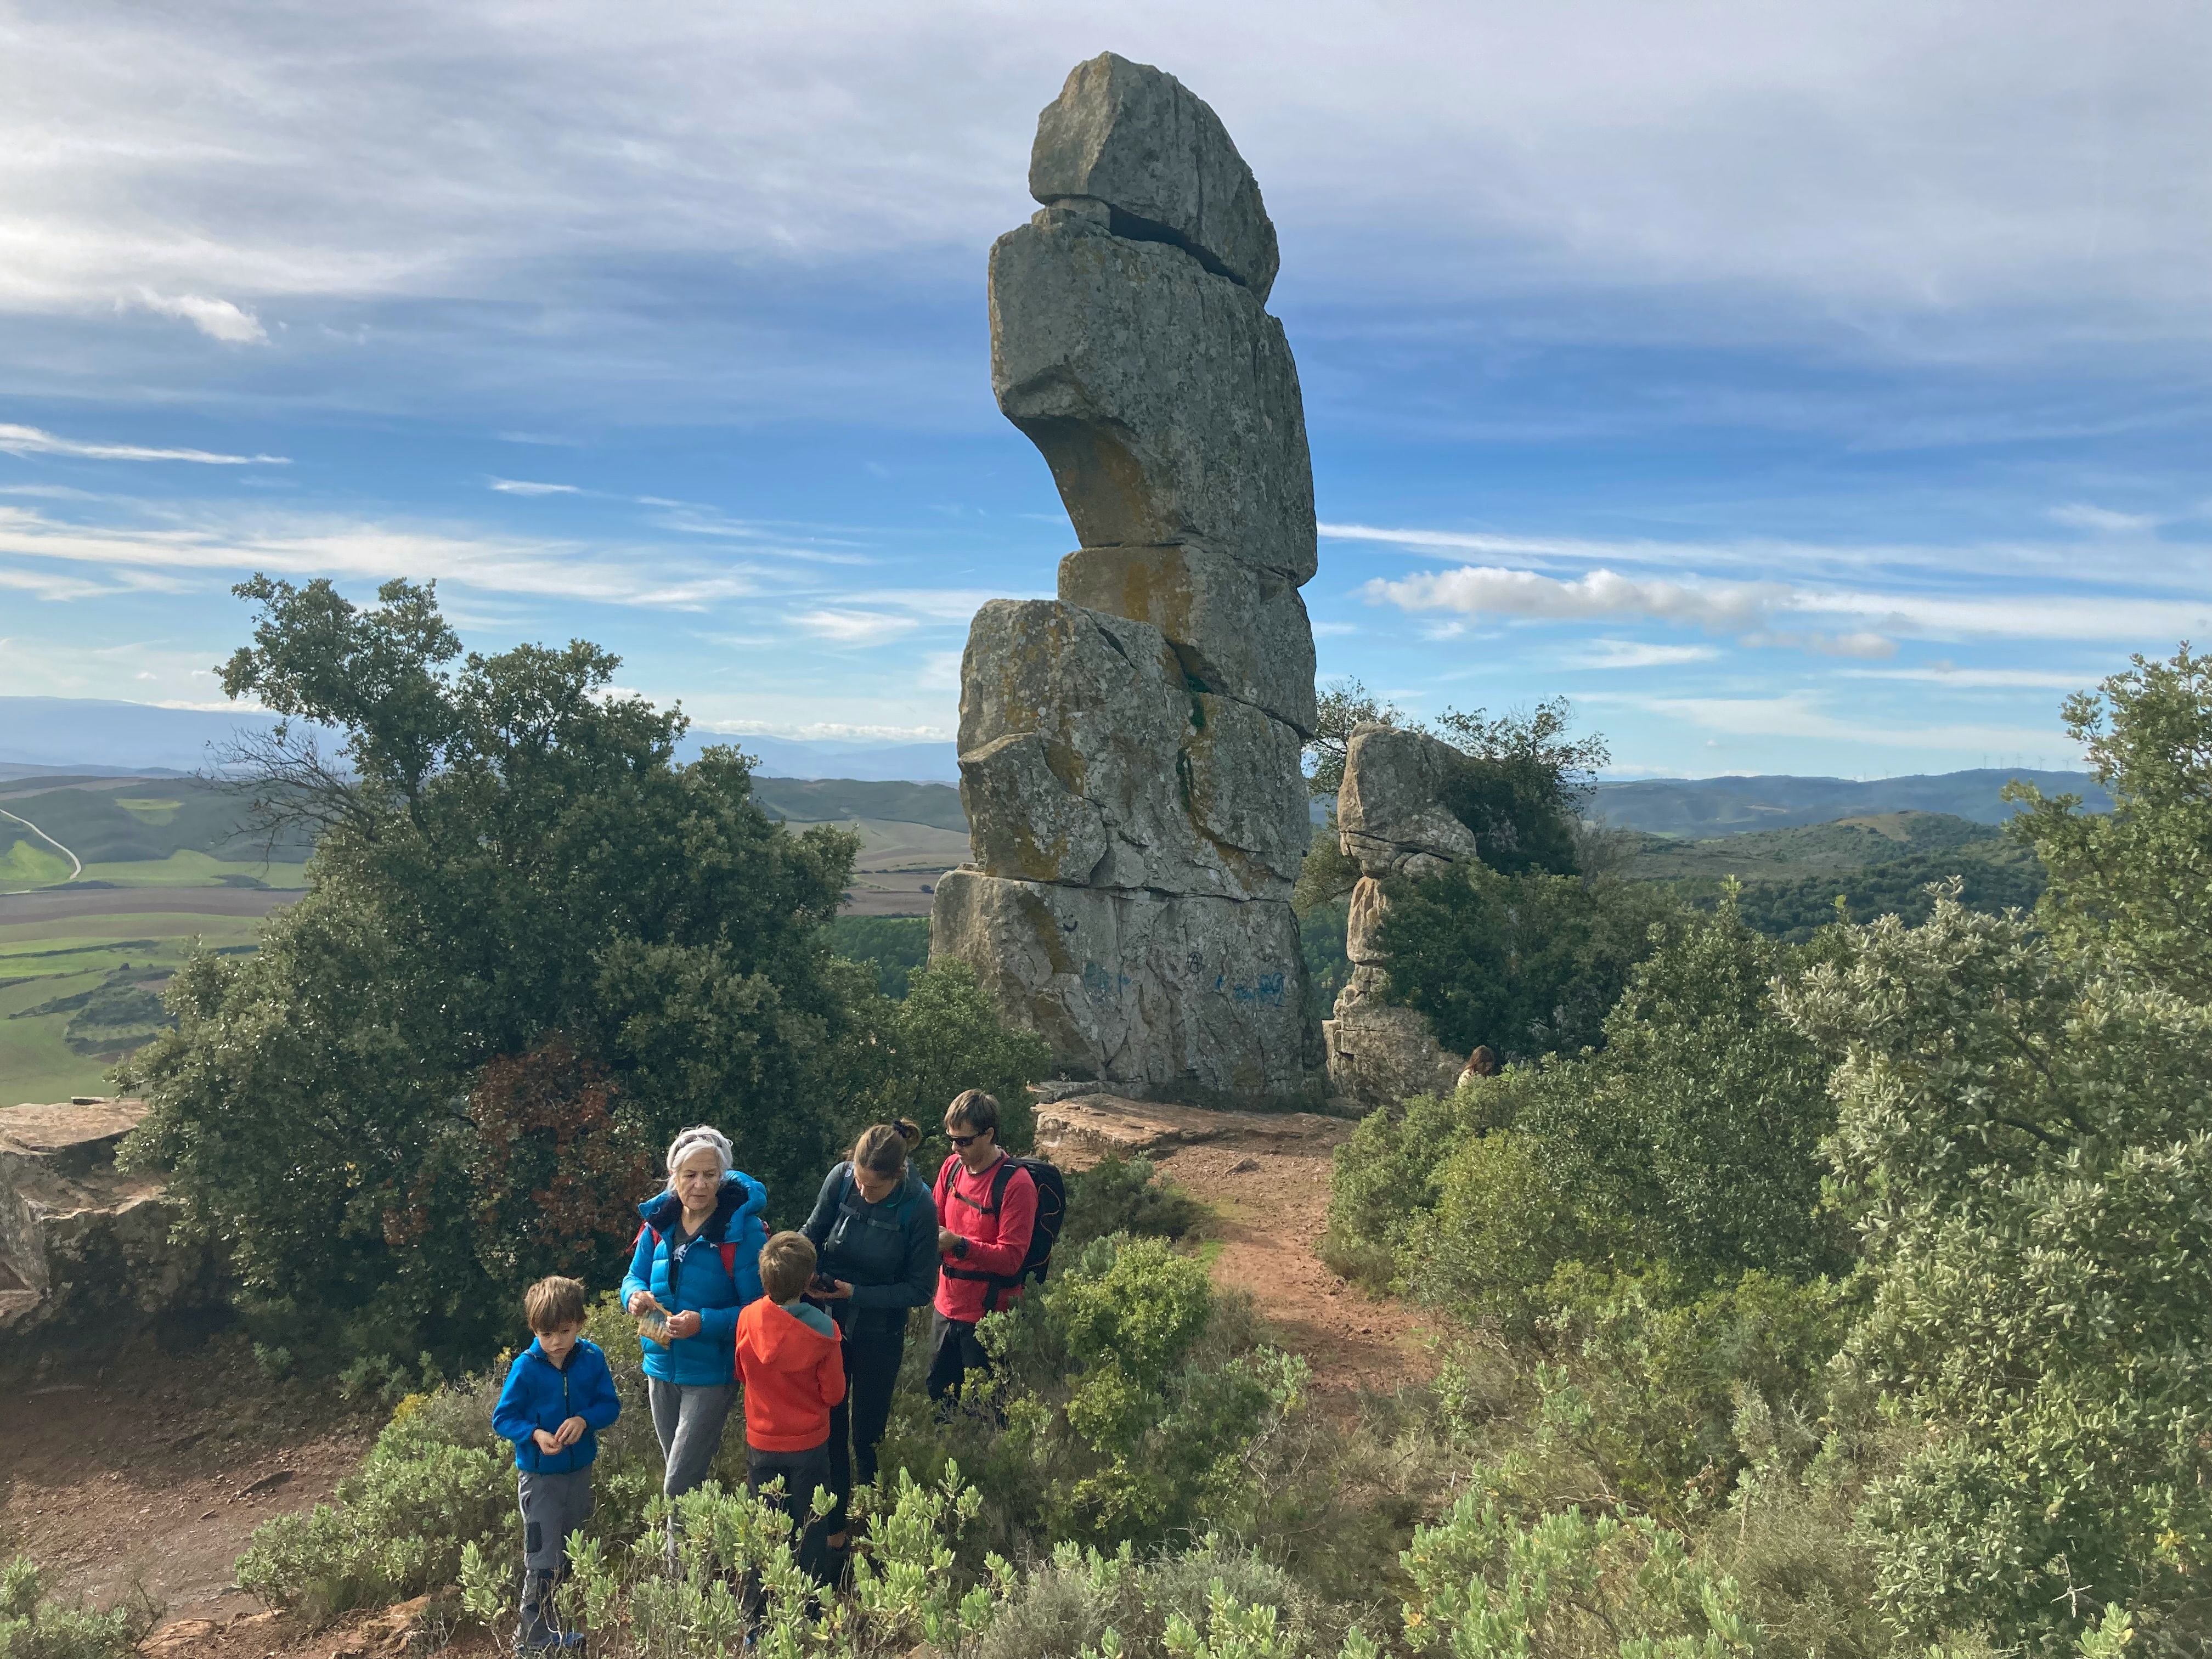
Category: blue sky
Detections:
[{"x1": 4, "y1": 0, "x2": 2211, "y2": 778}]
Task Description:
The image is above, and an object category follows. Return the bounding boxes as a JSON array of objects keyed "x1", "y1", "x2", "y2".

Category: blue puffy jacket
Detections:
[
  {"x1": 492, "y1": 1337, "x2": 622, "y2": 1474},
  {"x1": 619, "y1": 1170, "x2": 769, "y2": 1387}
]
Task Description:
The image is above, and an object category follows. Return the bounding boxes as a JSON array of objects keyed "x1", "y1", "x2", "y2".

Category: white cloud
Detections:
[
  {"x1": 2049, "y1": 503, "x2": 2161, "y2": 534},
  {"x1": 488, "y1": 478, "x2": 580, "y2": 495},
  {"x1": 5, "y1": 1, "x2": 2211, "y2": 345},
  {"x1": 127, "y1": 290, "x2": 268, "y2": 344},
  {"x1": 1569, "y1": 639, "x2": 1720, "y2": 669},
  {"x1": 792, "y1": 608, "x2": 919, "y2": 645},
  {"x1": 699, "y1": 718, "x2": 952, "y2": 742},
  {"x1": 918, "y1": 650, "x2": 963, "y2": 691},
  {"x1": 1368, "y1": 565, "x2": 1781, "y2": 631},
  {"x1": 0, "y1": 565, "x2": 115, "y2": 601},
  {"x1": 1841, "y1": 664, "x2": 2106, "y2": 689},
  {"x1": 0, "y1": 423, "x2": 285, "y2": 465}
]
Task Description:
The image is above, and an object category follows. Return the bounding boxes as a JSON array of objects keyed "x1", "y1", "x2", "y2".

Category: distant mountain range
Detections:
[
  {"x1": 3, "y1": 698, "x2": 2110, "y2": 837},
  {"x1": 1589, "y1": 769, "x2": 2109, "y2": 837},
  {"x1": 0, "y1": 697, "x2": 961, "y2": 784}
]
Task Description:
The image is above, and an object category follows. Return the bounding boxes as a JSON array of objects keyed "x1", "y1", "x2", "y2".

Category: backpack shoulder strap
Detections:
[{"x1": 987, "y1": 1156, "x2": 1018, "y2": 1215}]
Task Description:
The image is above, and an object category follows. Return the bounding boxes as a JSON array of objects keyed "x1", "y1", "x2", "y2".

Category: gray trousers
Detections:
[
  {"x1": 517, "y1": 1468, "x2": 595, "y2": 1573},
  {"x1": 647, "y1": 1378, "x2": 738, "y2": 1499}
]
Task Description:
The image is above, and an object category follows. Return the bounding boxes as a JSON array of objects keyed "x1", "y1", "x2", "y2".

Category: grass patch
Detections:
[
  {"x1": 0, "y1": 914, "x2": 263, "y2": 1102},
  {"x1": 75, "y1": 851, "x2": 311, "y2": 889},
  {"x1": 0, "y1": 841, "x2": 72, "y2": 892}
]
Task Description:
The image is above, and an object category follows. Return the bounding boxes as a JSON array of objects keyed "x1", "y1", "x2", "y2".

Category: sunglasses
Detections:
[{"x1": 947, "y1": 1131, "x2": 984, "y2": 1148}]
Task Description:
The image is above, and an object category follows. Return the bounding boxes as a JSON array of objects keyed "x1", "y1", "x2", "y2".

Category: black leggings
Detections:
[{"x1": 825, "y1": 1323, "x2": 905, "y2": 1534}]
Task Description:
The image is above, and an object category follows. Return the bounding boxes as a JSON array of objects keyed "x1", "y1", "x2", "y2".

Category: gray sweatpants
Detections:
[
  {"x1": 647, "y1": 1378, "x2": 738, "y2": 1499},
  {"x1": 517, "y1": 1468, "x2": 595, "y2": 1573}
]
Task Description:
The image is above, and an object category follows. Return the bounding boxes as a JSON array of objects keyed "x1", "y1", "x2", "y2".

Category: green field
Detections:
[
  {"x1": 0, "y1": 911, "x2": 263, "y2": 1105},
  {"x1": 0, "y1": 774, "x2": 313, "y2": 895}
]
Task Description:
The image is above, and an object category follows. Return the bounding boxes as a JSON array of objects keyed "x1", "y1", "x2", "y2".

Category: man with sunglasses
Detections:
[{"x1": 927, "y1": 1088, "x2": 1038, "y2": 1410}]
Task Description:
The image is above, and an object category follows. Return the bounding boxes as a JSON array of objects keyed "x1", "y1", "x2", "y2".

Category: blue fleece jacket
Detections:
[
  {"x1": 619, "y1": 1169, "x2": 769, "y2": 1387},
  {"x1": 492, "y1": 1337, "x2": 622, "y2": 1474}
]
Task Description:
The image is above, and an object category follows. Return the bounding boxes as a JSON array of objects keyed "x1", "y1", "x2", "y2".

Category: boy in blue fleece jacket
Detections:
[{"x1": 492, "y1": 1276, "x2": 621, "y2": 1654}]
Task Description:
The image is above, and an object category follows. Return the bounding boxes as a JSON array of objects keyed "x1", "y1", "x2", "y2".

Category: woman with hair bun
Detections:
[
  {"x1": 620, "y1": 1125, "x2": 768, "y2": 1503},
  {"x1": 799, "y1": 1117, "x2": 936, "y2": 1552}
]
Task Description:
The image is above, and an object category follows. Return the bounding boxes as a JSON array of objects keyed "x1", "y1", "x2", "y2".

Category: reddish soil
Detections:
[
  {"x1": 0, "y1": 1336, "x2": 376, "y2": 1651},
  {"x1": 1146, "y1": 1116, "x2": 1438, "y2": 1407}
]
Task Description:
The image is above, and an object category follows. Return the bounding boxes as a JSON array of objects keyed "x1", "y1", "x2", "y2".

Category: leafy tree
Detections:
[
  {"x1": 1304, "y1": 678, "x2": 1403, "y2": 799},
  {"x1": 123, "y1": 576, "x2": 861, "y2": 1364},
  {"x1": 1432, "y1": 698, "x2": 1609, "y2": 878},
  {"x1": 2006, "y1": 642, "x2": 2212, "y2": 1000},
  {"x1": 845, "y1": 959, "x2": 1049, "y2": 1154},
  {"x1": 1375, "y1": 863, "x2": 1680, "y2": 1060},
  {"x1": 829, "y1": 915, "x2": 932, "y2": 998},
  {"x1": 1780, "y1": 893, "x2": 2212, "y2": 1652}
]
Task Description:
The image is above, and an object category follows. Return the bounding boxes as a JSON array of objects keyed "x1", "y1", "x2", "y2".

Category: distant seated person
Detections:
[{"x1": 1457, "y1": 1045, "x2": 1499, "y2": 1091}]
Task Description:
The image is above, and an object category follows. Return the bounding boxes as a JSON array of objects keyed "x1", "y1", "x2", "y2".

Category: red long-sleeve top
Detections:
[{"x1": 933, "y1": 1152, "x2": 1037, "y2": 1322}]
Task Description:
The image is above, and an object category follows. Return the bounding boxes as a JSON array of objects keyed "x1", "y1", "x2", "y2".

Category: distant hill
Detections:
[
  {"x1": 1591, "y1": 769, "x2": 2108, "y2": 837},
  {"x1": 0, "y1": 696, "x2": 963, "y2": 785},
  {"x1": 0, "y1": 697, "x2": 288, "y2": 773},
  {"x1": 748, "y1": 776, "x2": 967, "y2": 833},
  {"x1": 0, "y1": 778, "x2": 316, "y2": 876},
  {"x1": 1617, "y1": 810, "x2": 2007, "y2": 880}
]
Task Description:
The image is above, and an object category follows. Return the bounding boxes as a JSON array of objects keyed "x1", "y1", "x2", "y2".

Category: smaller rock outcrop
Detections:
[
  {"x1": 1323, "y1": 724, "x2": 1478, "y2": 1109},
  {"x1": 0, "y1": 1097, "x2": 219, "y2": 1348}
]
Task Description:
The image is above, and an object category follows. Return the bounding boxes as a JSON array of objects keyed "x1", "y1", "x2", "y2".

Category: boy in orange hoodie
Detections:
[{"x1": 736, "y1": 1231, "x2": 847, "y2": 1581}]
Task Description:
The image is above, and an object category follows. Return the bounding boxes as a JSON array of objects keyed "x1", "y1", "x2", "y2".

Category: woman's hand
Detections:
[
  {"x1": 816, "y1": 1280, "x2": 854, "y2": 1301},
  {"x1": 628, "y1": 1290, "x2": 665, "y2": 1318},
  {"x1": 664, "y1": 1310, "x2": 703, "y2": 1340}
]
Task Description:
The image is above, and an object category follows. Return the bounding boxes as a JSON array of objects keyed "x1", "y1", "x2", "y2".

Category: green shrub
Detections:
[
  {"x1": 879, "y1": 1234, "x2": 1308, "y2": 1560},
  {"x1": 0, "y1": 1559, "x2": 146, "y2": 1659},
  {"x1": 1396, "y1": 1486, "x2": 1756, "y2": 1659},
  {"x1": 1058, "y1": 1155, "x2": 1207, "y2": 1257},
  {"x1": 1781, "y1": 894, "x2": 2212, "y2": 1654}
]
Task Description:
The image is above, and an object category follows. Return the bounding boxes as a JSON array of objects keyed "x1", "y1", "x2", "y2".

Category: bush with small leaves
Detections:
[{"x1": 0, "y1": 1557, "x2": 149, "y2": 1659}]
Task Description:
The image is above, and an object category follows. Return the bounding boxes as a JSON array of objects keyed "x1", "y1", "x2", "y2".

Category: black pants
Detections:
[
  {"x1": 926, "y1": 1311, "x2": 992, "y2": 1409},
  {"x1": 825, "y1": 1323, "x2": 905, "y2": 1534},
  {"x1": 746, "y1": 1441, "x2": 833, "y2": 1584}
]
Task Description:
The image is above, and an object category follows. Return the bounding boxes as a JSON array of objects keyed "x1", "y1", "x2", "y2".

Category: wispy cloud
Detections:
[
  {"x1": 792, "y1": 608, "x2": 920, "y2": 645},
  {"x1": 0, "y1": 424, "x2": 286, "y2": 465},
  {"x1": 0, "y1": 503, "x2": 758, "y2": 609},
  {"x1": 1841, "y1": 664, "x2": 2107, "y2": 689},
  {"x1": 489, "y1": 478, "x2": 581, "y2": 495},
  {"x1": 1369, "y1": 566, "x2": 1779, "y2": 631},
  {"x1": 125, "y1": 290, "x2": 268, "y2": 345},
  {"x1": 1568, "y1": 639, "x2": 1720, "y2": 670},
  {"x1": 2048, "y1": 503, "x2": 2161, "y2": 534}
]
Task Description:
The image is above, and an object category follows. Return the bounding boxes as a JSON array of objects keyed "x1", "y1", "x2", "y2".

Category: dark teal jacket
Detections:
[{"x1": 800, "y1": 1162, "x2": 938, "y2": 1335}]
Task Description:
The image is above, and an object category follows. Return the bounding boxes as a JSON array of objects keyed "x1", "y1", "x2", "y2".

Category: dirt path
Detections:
[
  {"x1": 1039, "y1": 1096, "x2": 1437, "y2": 1406},
  {"x1": 0, "y1": 1338, "x2": 376, "y2": 1637}
]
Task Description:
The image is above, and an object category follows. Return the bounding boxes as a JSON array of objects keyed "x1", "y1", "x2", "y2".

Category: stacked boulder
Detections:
[
  {"x1": 931, "y1": 53, "x2": 1322, "y2": 1108},
  {"x1": 1323, "y1": 724, "x2": 1476, "y2": 1108}
]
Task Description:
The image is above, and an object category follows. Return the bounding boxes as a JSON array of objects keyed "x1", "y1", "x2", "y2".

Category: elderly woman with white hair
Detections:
[{"x1": 620, "y1": 1125, "x2": 769, "y2": 1500}]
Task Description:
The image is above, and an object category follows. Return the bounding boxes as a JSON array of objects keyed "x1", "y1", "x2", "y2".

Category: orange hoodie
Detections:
[{"x1": 735, "y1": 1297, "x2": 847, "y2": 1452}]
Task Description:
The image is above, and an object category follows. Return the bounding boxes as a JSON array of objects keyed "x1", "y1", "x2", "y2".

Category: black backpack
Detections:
[{"x1": 937, "y1": 1153, "x2": 1068, "y2": 1308}]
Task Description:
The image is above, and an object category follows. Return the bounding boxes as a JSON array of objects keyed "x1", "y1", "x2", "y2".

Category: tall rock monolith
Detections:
[{"x1": 931, "y1": 53, "x2": 1322, "y2": 1108}]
